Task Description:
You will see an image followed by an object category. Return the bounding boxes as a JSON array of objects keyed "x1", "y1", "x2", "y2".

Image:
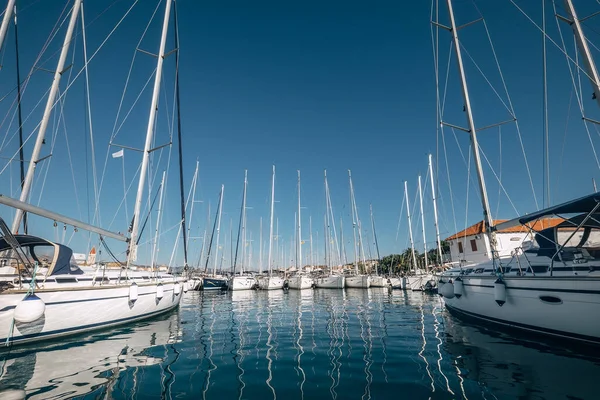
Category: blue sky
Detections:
[{"x1": 1, "y1": 0, "x2": 600, "y2": 269}]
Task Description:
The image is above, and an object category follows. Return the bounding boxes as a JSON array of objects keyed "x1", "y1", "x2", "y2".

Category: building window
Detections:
[
  {"x1": 470, "y1": 239, "x2": 478, "y2": 252},
  {"x1": 458, "y1": 242, "x2": 464, "y2": 253}
]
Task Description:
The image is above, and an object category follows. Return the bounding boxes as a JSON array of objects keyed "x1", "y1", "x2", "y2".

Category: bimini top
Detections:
[
  {"x1": 493, "y1": 191, "x2": 600, "y2": 233},
  {"x1": 0, "y1": 234, "x2": 83, "y2": 276}
]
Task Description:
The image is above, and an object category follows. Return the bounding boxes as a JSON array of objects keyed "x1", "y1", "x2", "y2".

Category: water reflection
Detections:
[
  {"x1": 0, "y1": 311, "x2": 181, "y2": 399},
  {"x1": 442, "y1": 312, "x2": 600, "y2": 400},
  {"x1": 1, "y1": 290, "x2": 599, "y2": 399}
]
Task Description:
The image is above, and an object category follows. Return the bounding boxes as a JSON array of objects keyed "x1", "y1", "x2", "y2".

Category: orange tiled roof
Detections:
[{"x1": 445, "y1": 218, "x2": 564, "y2": 241}]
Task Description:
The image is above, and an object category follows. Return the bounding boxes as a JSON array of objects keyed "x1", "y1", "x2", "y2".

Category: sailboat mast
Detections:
[
  {"x1": 268, "y1": 166, "x2": 275, "y2": 276},
  {"x1": 241, "y1": 170, "x2": 248, "y2": 273},
  {"x1": 563, "y1": 0, "x2": 600, "y2": 110},
  {"x1": 445, "y1": 0, "x2": 494, "y2": 242},
  {"x1": 324, "y1": 170, "x2": 331, "y2": 269},
  {"x1": 259, "y1": 216, "x2": 263, "y2": 274},
  {"x1": 370, "y1": 204, "x2": 381, "y2": 274},
  {"x1": 233, "y1": 170, "x2": 247, "y2": 274},
  {"x1": 297, "y1": 170, "x2": 302, "y2": 271},
  {"x1": 429, "y1": 154, "x2": 443, "y2": 265},
  {"x1": 309, "y1": 216, "x2": 314, "y2": 268},
  {"x1": 213, "y1": 184, "x2": 224, "y2": 276},
  {"x1": 203, "y1": 197, "x2": 219, "y2": 273},
  {"x1": 127, "y1": 0, "x2": 174, "y2": 263},
  {"x1": 350, "y1": 173, "x2": 366, "y2": 270},
  {"x1": 13, "y1": 4, "x2": 26, "y2": 234},
  {"x1": 349, "y1": 170, "x2": 359, "y2": 274},
  {"x1": 186, "y1": 161, "x2": 199, "y2": 251},
  {"x1": 340, "y1": 217, "x2": 347, "y2": 266},
  {"x1": 324, "y1": 213, "x2": 329, "y2": 271},
  {"x1": 418, "y1": 175, "x2": 429, "y2": 271},
  {"x1": 12, "y1": 0, "x2": 83, "y2": 233},
  {"x1": 404, "y1": 181, "x2": 418, "y2": 273},
  {"x1": 173, "y1": 2, "x2": 188, "y2": 269},
  {"x1": 0, "y1": 0, "x2": 15, "y2": 54}
]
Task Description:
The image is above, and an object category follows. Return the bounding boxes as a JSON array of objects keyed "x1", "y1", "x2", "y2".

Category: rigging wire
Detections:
[{"x1": 551, "y1": 0, "x2": 600, "y2": 172}]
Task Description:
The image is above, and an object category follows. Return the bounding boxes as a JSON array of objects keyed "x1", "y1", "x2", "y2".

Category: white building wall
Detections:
[{"x1": 449, "y1": 232, "x2": 531, "y2": 264}]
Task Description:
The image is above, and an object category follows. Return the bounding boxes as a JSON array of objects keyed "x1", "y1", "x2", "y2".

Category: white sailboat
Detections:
[
  {"x1": 258, "y1": 166, "x2": 284, "y2": 290},
  {"x1": 227, "y1": 170, "x2": 257, "y2": 291},
  {"x1": 287, "y1": 171, "x2": 314, "y2": 290},
  {"x1": 368, "y1": 204, "x2": 390, "y2": 288},
  {"x1": 345, "y1": 170, "x2": 371, "y2": 288},
  {"x1": 0, "y1": 0, "x2": 186, "y2": 346},
  {"x1": 437, "y1": 0, "x2": 600, "y2": 344},
  {"x1": 203, "y1": 185, "x2": 228, "y2": 290},
  {"x1": 315, "y1": 170, "x2": 345, "y2": 288},
  {"x1": 404, "y1": 180, "x2": 434, "y2": 291}
]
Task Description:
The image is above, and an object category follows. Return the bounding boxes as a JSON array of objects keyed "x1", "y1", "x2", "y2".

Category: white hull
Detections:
[
  {"x1": 314, "y1": 275, "x2": 345, "y2": 289},
  {"x1": 257, "y1": 276, "x2": 284, "y2": 290},
  {"x1": 188, "y1": 277, "x2": 203, "y2": 290},
  {"x1": 440, "y1": 274, "x2": 600, "y2": 344},
  {"x1": 227, "y1": 276, "x2": 257, "y2": 291},
  {"x1": 406, "y1": 274, "x2": 435, "y2": 291},
  {"x1": 369, "y1": 275, "x2": 391, "y2": 287},
  {"x1": 287, "y1": 275, "x2": 314, "y2": 290},
  {"x1": 345, "y1": 275, "x2": 371, "y2": 288},
  {"x1": 389, "y1": 277, "x2": 405, "y2": 289},
  {"x1": 0, "y1": 278, "x2": 183, "y2": 346}
]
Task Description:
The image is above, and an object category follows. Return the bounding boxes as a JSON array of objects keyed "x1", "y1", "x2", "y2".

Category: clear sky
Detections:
[{"x1": 1, "y1": 0, "x2": 600, "y2": 270}]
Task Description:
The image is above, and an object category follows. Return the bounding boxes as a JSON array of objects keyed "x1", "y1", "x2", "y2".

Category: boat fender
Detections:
[
  {"x1": 156, "y1": 283, "x2": 164, "y2": 299},
  {"x1": 14, "y1": 294, "x2": 46, "y2": 324},
  {"x1": 129, "y1": 282, "x2": 138, "y2": 302},
  {"x1": 454, "y1": 277, "x2": 463, "y2": 298},
  {"x1": 438, "y1": 280, "x2": 445, "y2": 296},
  {"x1": 440, "y1": 280, "x2": 455, "y2": 299},
  {"x1": 494, "y1": 278, "x2": 506, "y2": 306},
  {"x1": 183, "y1": 280, "x2": 189, "y2": 293},
  {"x1": 174, "y1": 282, "x2": 181, "y2": 295}
]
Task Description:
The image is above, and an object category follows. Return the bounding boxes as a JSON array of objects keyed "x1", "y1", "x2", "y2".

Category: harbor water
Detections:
[{"x1": 1, "y1": 289, "x2": 598, "y2": 399}]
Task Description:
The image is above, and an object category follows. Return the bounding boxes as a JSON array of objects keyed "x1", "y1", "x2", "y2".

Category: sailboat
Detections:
[
  {"x1": 202, "y1": 185, "x2": 228, "y2": 290},
  {"x1": 315, "y1": 170, "x2": 345, "y2": 288},
  {"x1": 404, "y1": 180, "x2": 435, "y2": 291},
  {"x1": 368, "y1": 204, "x2": 390, "y2": 288},
  {"x1": 287, "y1": 171, "x2": 314, "y2": 290},
  {"x1": 345, "y1": 170, "x2": 371, "y2": 288},
  {"x1": 227, "y1": 170, "x2": 257, "y2": 291},
  {"x1": 437, "y1": 0, "x2": 600, "y2": 344},
  {"x1": 258, "y1": 166, "x2": 285, "y2": 290},
  {"x1": 0, "y1": 0, "x2": 187, "y2": 346}
]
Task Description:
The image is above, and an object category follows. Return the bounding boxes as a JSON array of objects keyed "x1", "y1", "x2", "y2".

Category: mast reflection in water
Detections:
[{"x1": 2, "y1": 290, "x2": 599, "y2": 399}]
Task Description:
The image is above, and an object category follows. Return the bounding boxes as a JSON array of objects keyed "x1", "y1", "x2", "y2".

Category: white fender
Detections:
[
  {"x1": 454, "y1": 277, "x2": 463, "y2": 298},
  {"x1": 438, "y1": 280, "x2": 445, "y2": 296},
  {"x1": 440, "y1": 280, "x2": 455, "y2": 299},
  {"x1": 14, "y1": 294, "x2": 46, "y2": 323},
  {"x1": 494, "y1": 278, "x2": 506, "y2": 306},
  {"x1": 183, "y1": 280, "x2": 189, "y2": 293},
  {"x1": 129, "y1": 282, "x2": 139, "y2": 302},
  {"x1": 156, "y1": 283, "x2": 164, "y2": 299},
  {"x1": 174, "y1": 282, "x2": 181, "y2": 295}
]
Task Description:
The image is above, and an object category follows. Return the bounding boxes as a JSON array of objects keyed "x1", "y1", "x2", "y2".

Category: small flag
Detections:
[{"x1": 112, "y1": 149, "x2": 124, "y2": 158}]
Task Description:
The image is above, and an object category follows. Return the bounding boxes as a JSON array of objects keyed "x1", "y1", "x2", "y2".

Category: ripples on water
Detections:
[{"x1": 1, "y1": 289, "x2": 599, "y2": 399}]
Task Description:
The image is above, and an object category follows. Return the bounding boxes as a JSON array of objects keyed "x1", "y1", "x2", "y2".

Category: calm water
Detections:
[{"x1": 1, "y1": 289, "x2": 599, "y2": 399}]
